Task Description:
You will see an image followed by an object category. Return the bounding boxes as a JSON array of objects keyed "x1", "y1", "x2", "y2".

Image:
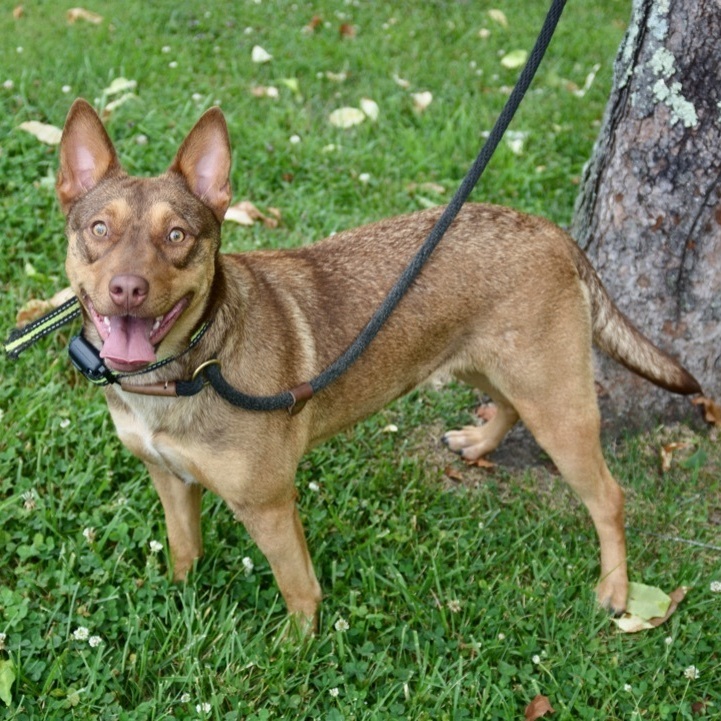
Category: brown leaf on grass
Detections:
[
  {"x1": 692, "y1": 396, "x2": 721, "y2": 426},
  {"x1": 13, "y1": 5, "x2": 24, "y2": 19},
  {"x1": 613, "y1": 585, "x2": 688, "y2": 633},
  {"x1": 647, "y1": 586, "x2": 688, "y2": 627},
  {"x1": 303, "y1": 15, "x2": 323, "y2": 33},
  {"x1": 16, "y1": 287, "x2": 75, "y2": 327},
  {"x1": 464, "y1": 456, "x2": 496, "y2": 470},
  {"x1": 660, "y1": 442, "x2": 693, "y2": 473},
  {"x1": 692, "y1": 699, "x2": 710, "y2": 716},
  {"x1": 225, "y1": 201, "x2": 280, "y2": 229},
  {"x1": 339, "y1": 23, "x2": 357, "y2": 38},
  {"x1": 66, "y1": 7, "x2": 103, "y2": 24},
  {"x1": 444, "y1": 466, "x2": 464, "y2": 483},
  {"x1": 525, "y1": 694, "x2": 555, "y2": 720}
]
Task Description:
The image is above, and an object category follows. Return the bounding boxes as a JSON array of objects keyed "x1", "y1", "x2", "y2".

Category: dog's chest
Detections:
[{"x1": 108, "y1": 392, "x2": 199, "y2": 485}]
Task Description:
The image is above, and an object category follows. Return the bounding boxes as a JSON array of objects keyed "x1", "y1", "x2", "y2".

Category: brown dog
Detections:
[{"x1": 56, "y1": 99, "x2": 700, "y2": 627}]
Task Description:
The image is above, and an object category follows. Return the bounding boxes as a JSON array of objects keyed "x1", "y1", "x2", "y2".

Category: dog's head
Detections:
[{"x1": 57, "y1": 99, "x2": 231, "y2": 372}]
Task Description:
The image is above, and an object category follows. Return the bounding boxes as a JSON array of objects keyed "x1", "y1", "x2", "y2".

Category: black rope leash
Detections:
[{"x1": 178, "y1": 0, "x2": 568, "y2": 412}]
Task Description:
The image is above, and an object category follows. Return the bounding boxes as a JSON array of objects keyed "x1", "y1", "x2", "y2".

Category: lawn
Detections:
[{"x1": 1, "y1": 1, "x2": 719, "y2": 719}]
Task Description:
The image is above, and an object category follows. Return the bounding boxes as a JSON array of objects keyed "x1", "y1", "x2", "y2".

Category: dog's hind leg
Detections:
[
  {"x1": 513, "y1": 386, "x2": 628, "y2": 614},
  {"x1": 443, "y1": 374, "x2": 520, "y2": 461},
  {"x1": 147, "y1": 462, "x2": 204, "y2": 581}
]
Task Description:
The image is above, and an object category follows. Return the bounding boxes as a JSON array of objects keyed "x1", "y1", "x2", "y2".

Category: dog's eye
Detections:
[
  {"x1": 91, "y1": 221, "x2": 108, "y2": 237},
  {"x1": 168, "y1": 228, "x2": 186, "y2": 243}
]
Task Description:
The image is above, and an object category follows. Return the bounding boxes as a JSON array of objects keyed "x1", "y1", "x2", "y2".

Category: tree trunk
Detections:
[{"x1": 572, "y1": 0, "x2": 721, "y2": 431}]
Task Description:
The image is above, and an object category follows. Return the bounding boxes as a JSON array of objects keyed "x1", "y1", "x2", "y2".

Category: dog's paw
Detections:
[
  {"x1": 595, "y1": 578, "x2": 628, "y2": 617},
  {"x1": 442, "y1": 426, "x2": 493, "y2": 461}
]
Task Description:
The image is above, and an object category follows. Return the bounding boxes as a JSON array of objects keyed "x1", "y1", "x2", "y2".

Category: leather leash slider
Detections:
[{"x1": 288, "y1": 382, "x2": 313, "y2": 416}]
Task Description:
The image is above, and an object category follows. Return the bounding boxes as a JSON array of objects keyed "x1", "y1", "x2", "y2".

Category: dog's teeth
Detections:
[
  {"x1": 103, "y1": 316, "x2": 111, "y2": 328},
  {"x1": 152, "y1": 318, "x2": 161, "y2": 332}
]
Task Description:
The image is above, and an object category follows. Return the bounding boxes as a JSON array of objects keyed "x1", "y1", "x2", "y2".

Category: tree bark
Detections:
[{"x1": 572, "y1": 0, "x2": 721, "y2": 430}]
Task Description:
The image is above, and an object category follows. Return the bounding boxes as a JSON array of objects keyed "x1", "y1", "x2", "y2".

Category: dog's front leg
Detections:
[
  {"x1": 146, "y1": 461, "x2": 204, "y2": 581},
  {"x1": 236, "y1": 494, "x2": 322, "y2": 632}
]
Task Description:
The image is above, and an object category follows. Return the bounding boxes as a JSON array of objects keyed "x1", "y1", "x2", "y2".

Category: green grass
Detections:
[{"x1": 1, "y1": 1, "x2": 719, "y2": 719}]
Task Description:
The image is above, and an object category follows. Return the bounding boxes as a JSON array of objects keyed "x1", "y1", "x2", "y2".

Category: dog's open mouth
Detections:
[{"x1": 86, "y1": 296, "x2": 189, "y2": 372}]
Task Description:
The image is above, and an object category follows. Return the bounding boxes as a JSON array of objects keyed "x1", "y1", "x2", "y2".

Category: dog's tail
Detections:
[{"x1": 572, "y1": 245, "x2": 702, "y2": 395}]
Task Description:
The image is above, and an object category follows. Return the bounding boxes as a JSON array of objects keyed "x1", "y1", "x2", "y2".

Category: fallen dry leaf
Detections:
[
  {"x1": 303, "y1": 15, "x2": 323, "y2": 33},
  {"x1": 488, "y1": 9, "x2": 509, "y2": 28},
  {"x1": 225, "y1": 201, "x2": 280, "y2": 229},
  {"x1": 692, "y1": 396, "x2": 721, "y2": 426},
  {"x1": 500, "y1": 49, "x2": 528, "y2": 69},
  {"x1": 444, "y1": 466, "x2": 464, "y2": 483},
  {"x1": 16, "y1": 287, "x2": 75, "y2": 327},
  {"x1": 660, "y1": 441, "x2": 693, "y2": 473},
  {"x1": 525, "y1": 694, "x2": 555, "y2": 720},
  {"x1": 329, "y1": 106, "x2": 366, "y2": 128},
  {"x1": 101, "y1": 93, "x2": 137, "y2": 119},
  {"x1": 464, "y1": 456, "x2": 496, "y2": 470},
  {"x1": 102, "y1": 77, "x2": 137, "y2": 96},
  {"x1": 360, "y1": 97, "x2": 379, "y2": 121},
  {"x1": 411, "y1": 91, "x2": 433, "y2": 112},
  {"x1": 250, "y1": 85, "x2": 279, "y2": 99},
  {"x1": 393, "y1": 74, "x2": 411, "y2": 89},
  {"x1": 19, "y1": 121, "x2": 63, "y2": 145},
  {"x1": 406, "y1": 182, "x2": 446, "y2": 195},
  {"x1": 13, "y1": 5, "x2": 24, "y2": 19},
  {"x1": 612, "y1": 584, "x2": 688, "y2": 633},
  {"x1": 339, "y1": 23, "x2": 356, "y2": 38},
  {"x1": 251, "y1": 45, "x2": 272, "y2": 64},
  {"x1": 66, "y1": 7, "x2": 103, "y2": 24}
]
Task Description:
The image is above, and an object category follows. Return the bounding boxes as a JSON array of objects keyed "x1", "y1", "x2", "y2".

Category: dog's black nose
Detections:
[{"x1": 109, "y1": 274, "x2": 149, "y2": 310}]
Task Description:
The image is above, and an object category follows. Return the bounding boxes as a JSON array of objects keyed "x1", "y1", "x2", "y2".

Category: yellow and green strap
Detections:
[{"x1": 3, "y1": 296, "x2": 81, "y2": 359}]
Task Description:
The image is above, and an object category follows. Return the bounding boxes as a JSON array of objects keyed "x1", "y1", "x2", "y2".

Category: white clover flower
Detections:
[
  {"x1": 83, "y1": 527, "x2": 96, "y2": 543},
  {"x1": 0, "y1": 633, "x2": 6, "y2": 650},
  {"x1": 334, "y1": 618, "x2": 349, "y2": 632},
  {"x1": 196, "y1": 702, "x2": 212, "y2": 714},
  {"x1": 60, "y1": 418, "x2": 71, "y2": 429},
  {"x1": 162, "y1": 46, "x2": 171, "y2": 53},
  {"x1": 289, "y1": 134, "x2": 302, "y2": 144},
  {"x1": 665, "y1": 636, "x2": 674, "y2": 645},
  {"x1": 532, "y1": 654, "x2": 541, "y2": 665},
  {"x1": 88, "y1": 635, "x2": 103, "y2": 647},
  {"x1": 72, "y1": 626, "x2": 90, "y2": 641},
  {"x1": 358, "y1": 173, "x2": 371, "y2": 184},
  {"x1": 3, "y1": 79, "x2": 14, "y2": 90},
  {"x1": 22, "y1": 490, "x2": 36, "y2": 511},
  {"x1": 684, "y1": 665, "x2": 700, "y2": 680},
  {"x1": 149, "y1": 540, "x2": 163, "y2": 554},
  {"x1": 242, "y1": 556, "x2": 254, "y2": 575},
  {"x1": 446, "y1": 599, "x2": 461, "y2": 613},
  {"x1": 710, "y1": 580, "x2": 721, "y2": 593},
  {"x1": 62, "y1": 85, "x2": 72, "y2": 94},
  {"x1": 624, "y1": 683, "x2": 632, "y2": 692},
  {"x1": 329, "y1": 687, "x2": 340, "y2": 698},
  {"x1": 497, "y1": 633, "x2": 506, "y2": 640},
  {"x1": 308, "y1": 481, "x2": 320, "y2": 492},
  {"x1": 169, "y1": 61, "x2": 178, "y2": 69},
  {"x1": 180, "y1": 693, "x2": 191, "y2": 703}
]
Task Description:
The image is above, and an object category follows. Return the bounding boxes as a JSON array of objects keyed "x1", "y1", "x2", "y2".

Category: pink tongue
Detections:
[{"x1": 99, "y1": 316, "x2": 157, "y2": 365}]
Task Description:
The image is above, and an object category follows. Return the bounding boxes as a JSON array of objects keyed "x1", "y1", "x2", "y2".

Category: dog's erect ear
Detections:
[
  {"x1": 56, "y1": 99, "x2": 120, "y2": 213},
  {"x1": 169, "y1": 108, "x2": 232, "y2": 223}
]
